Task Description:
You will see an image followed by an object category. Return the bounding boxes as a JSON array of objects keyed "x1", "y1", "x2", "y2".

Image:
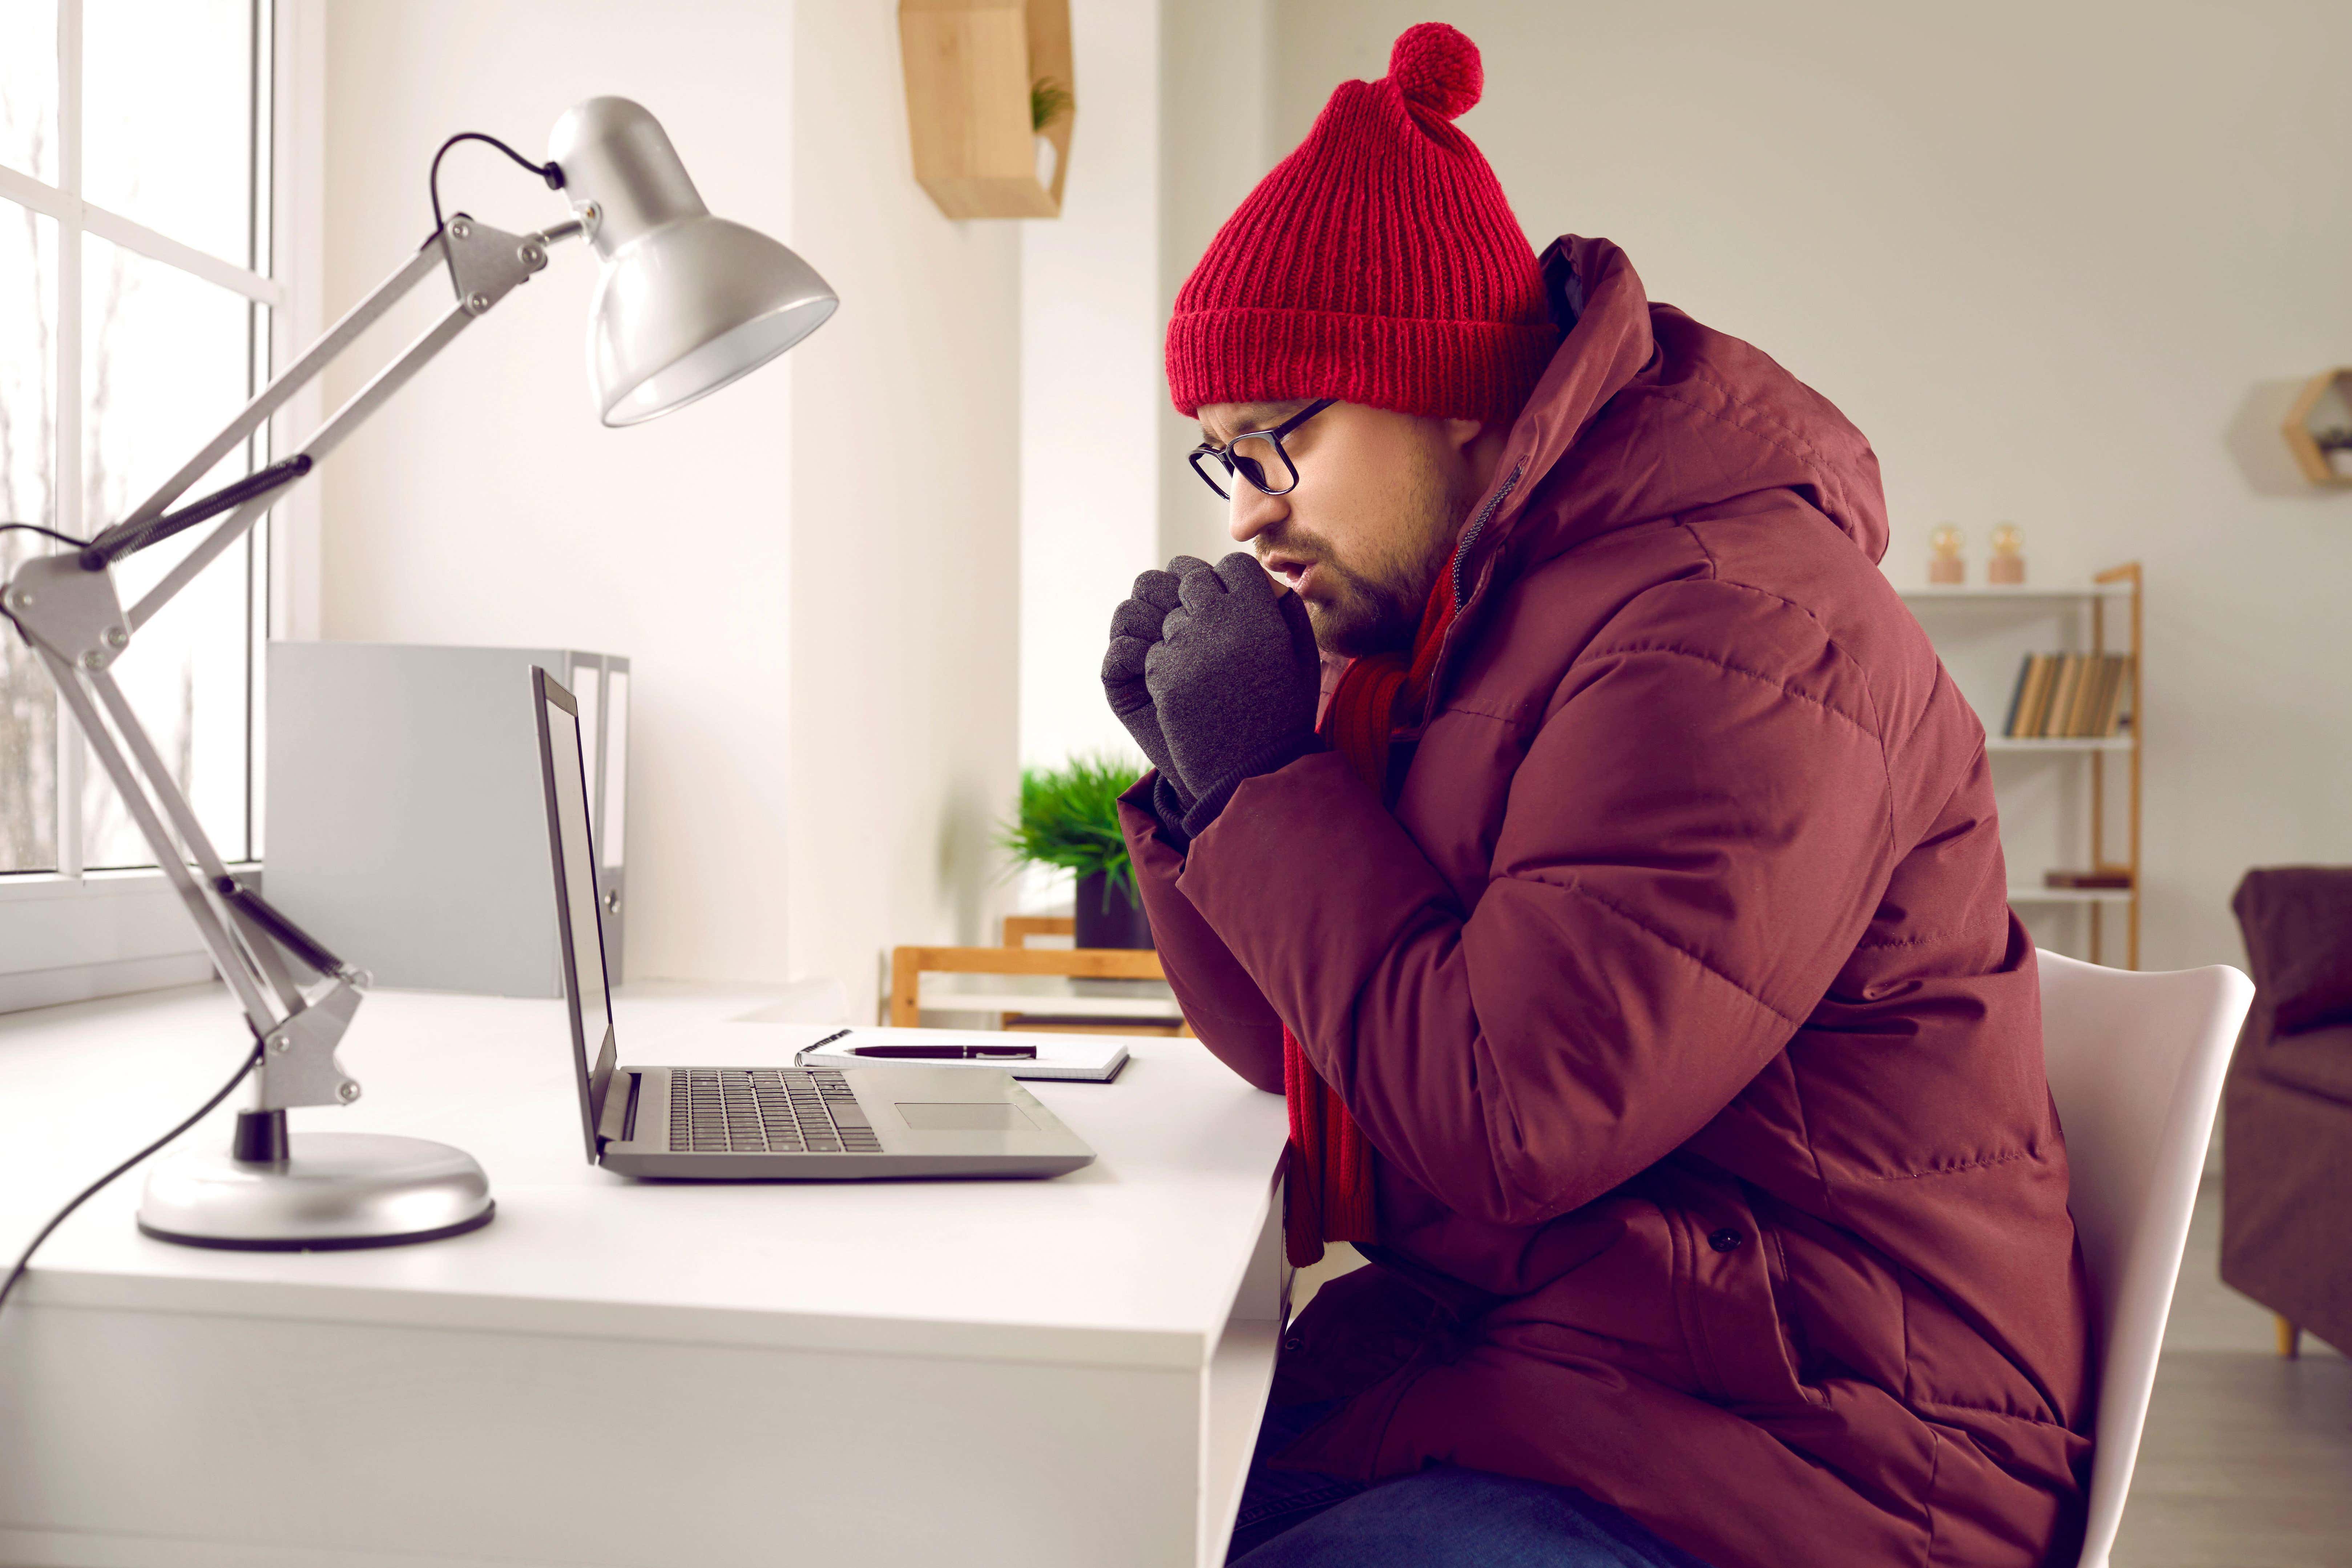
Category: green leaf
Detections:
[
  {"x1": 998, "y1": 752, "x2": 1142, "y2": 898},
  {"x1": 1030, "y1": 76, "x2": 1073, "y2": 133}
]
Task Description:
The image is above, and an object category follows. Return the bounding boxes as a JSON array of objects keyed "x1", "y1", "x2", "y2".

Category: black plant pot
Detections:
[{"x1": 1074, "y1": 868, "x2": 1154, "y2": 950}]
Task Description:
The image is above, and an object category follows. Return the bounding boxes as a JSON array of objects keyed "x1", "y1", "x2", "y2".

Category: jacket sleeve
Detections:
[
  {"x1": 1119, "y1": 776, "x2": 1287, "y2": 1094},
  {"x1": 1173, "y1": 583, "x2": 1899, "y2": 1226}
]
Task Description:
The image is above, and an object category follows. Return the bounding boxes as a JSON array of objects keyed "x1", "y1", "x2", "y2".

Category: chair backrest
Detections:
[
  {"x1": 1003, "y1": 914, "x2": 1076, "y2": 948},
  {"x1": 2036, "y1": 948, "x2": 2252, "y2": 1568}
]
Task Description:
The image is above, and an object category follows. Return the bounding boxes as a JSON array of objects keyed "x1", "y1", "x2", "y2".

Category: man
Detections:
[{"x1": 1101, "y1": 23, "x2": 2091, "y2": 1568}]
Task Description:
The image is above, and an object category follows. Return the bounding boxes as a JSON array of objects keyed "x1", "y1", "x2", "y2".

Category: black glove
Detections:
[
  {"x1": 1101, "y1": 566, "x2": 1196, "y2": 827},
  {"x1": 1145, "y1": 553, "x2": 1322, "y2": 836}
]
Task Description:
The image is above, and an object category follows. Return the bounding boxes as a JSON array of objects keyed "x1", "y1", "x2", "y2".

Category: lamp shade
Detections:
[{"x1": 548, "y1": 97, "x2": 837, "y2": 427}]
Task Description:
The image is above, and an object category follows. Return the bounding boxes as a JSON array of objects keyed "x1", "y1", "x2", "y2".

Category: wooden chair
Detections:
[
  {"x1": 1001, "y1": 914, "x2": 1077, "y2": 948},
  {"x1": 884, "y1": 918, "x2": 1190, "y2": 1036}
]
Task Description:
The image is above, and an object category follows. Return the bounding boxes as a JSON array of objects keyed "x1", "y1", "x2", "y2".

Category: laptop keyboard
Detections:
[{"x1": 668, "y1": 1068, "x2": 883, "y2": 1155}]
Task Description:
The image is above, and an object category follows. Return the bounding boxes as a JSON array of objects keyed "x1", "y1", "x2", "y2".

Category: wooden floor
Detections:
[{"x1": 2111, "y1": 1180, "x2": 2351, "y2": 1568}]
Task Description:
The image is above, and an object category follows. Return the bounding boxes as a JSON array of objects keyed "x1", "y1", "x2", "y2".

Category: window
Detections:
[{"x1": 0, "y1": 0, "x2": 285, "y2": 1007}]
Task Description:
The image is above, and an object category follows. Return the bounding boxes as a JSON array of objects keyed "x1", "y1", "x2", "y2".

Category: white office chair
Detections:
[{"x1": 2036, "y1": 948, "x2": 2253, "y2": 1568}]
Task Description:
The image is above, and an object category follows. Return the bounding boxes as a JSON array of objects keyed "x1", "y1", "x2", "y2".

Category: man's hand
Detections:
[
  {"x1": 1102, "y1": 567, "x2": 1191, "y2": 807},
  {"x1": 1145, "y1": 553, "x2": 1321, "y2": 834}
]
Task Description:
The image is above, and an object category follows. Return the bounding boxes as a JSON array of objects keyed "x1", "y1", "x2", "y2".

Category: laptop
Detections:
[{"x1": 531, "y1": 667, "x2": 1096, "y2": 1180}]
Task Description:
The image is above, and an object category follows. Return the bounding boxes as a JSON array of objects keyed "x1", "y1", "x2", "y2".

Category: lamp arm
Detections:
[
  {"x1": 127, "y1": 215, "x2": 583, "y2": 629},
  {"x1": 34, "y1": 648, "x2": 289, "y2": 1031},
  {"x1": 110, "y1": 239, "x2": 446, "y2": 541},
  {"x1": 129, "y1": 295, "x2": 477, "y2": 629},
  {"x1": 108, "y1": 211, "x2": 582, "y2": 543},
  {"x1": 81, "y1": 456, "x2": 314, "y2": 572},
  {"x1": 85, "y1": 665, "x2": 309, "y2": 1015},
  {"x1": 17, "y1": 599, "x2": 363, "y2": 1109},
  {"x1": 0, "y1": 213, "x2": 584, "y2": 1112}
]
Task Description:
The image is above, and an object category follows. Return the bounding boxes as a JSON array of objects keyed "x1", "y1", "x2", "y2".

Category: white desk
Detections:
[{"x1": 0, "y1": 983, "x2": 1291, "y2": 1568}]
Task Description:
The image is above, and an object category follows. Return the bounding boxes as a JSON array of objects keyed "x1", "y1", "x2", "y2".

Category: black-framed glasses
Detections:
[{"x1": 1188, "y1": 398, "x2": 1337, "y2": 500}]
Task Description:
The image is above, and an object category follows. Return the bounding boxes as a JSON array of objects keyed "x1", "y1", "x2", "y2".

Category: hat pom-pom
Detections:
[{"x1": 1389, "y1": 23, "x2": 1482, "y2": 121}]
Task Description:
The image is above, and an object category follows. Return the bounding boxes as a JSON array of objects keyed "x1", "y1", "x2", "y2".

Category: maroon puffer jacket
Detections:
[{"x1": 1120, "y1": 237, "x2": 2091, "y2": 1568}]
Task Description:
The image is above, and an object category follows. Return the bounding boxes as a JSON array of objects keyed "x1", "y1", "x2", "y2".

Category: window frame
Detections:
[{"x1": 0, "y1": 0, "x2": 323, "y2": 1015}]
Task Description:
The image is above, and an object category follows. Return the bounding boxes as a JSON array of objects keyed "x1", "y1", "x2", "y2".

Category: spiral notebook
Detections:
[{"x1": 792, "y1": 1027, "x2": 1130, "y2": 1083}]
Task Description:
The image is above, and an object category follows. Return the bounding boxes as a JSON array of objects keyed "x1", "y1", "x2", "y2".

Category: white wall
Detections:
[
  {"x1": 1157, "y1": 0, "x2": 1275, "y2": 570},
  {"x1": 787, "y1": 1, "x2": 1024, "y2": 1014},
  {"x1": 319, "y1": 1, "x2": 1024, "y2": 1015},
  {"x1": 1269, "y1": 0, "x2": 2352, "y2": 972},
  {"x1": 1014, "y1": 0, "x2": 1287, "y2": 792},
  {"x1": 1019, "y1": 0, "x2": 1163, "y2": 775}
]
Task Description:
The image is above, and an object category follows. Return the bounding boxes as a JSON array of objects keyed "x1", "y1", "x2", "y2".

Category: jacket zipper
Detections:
[
  {"x1": 1383, "y1": 460, "x2": 1533, "y2": 752},
  {"x1": 1451, "y1": 461, "x2": 1526, "y2": 611},
  {"x1": 1407, "y1": 460, "x2": 1528, "y2": 725},
  {"x1": 1382, "y1": 460, "x2": 1530, "y2": 758}
]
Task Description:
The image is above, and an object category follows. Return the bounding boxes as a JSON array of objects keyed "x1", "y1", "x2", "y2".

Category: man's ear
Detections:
[
  {"x1": 1445, "y1": 417, "x2": 1512, "y2": 497},
  {"x1": 1439, "y1": 417, "x2": 1486, "y2": 457}
]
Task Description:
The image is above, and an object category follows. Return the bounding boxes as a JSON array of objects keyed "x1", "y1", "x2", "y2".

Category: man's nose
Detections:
[{"x1": 1226, "y1": 483, "x2": 1287, "y2": 544}]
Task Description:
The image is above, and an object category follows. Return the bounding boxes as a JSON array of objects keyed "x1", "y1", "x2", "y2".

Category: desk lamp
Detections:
[{"x1": 0, "y1": 97, "x2": 835, "y2": 1250}]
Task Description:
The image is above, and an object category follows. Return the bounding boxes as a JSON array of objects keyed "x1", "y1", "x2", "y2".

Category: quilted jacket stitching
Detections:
[
  {"x1": 1639, "y1": 368, "x2": 1855, "y2": 521},
  {"x1": 1543, "y1": 878, "x2": 1804, "y2": 1029},
  {"x1": 1578, "y1": 638, "x2": 1880, "y2": 742},
  {"x1": 1860, "y1": 1149, "x2": 2038, "y2": 1184}
]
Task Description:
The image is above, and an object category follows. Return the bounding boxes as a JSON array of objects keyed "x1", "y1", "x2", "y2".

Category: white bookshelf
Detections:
[
  {"x1": 2009, "y1": 886, "x2": 2132, "y2": 906},
  {"x1": 1985, "y1": 737, "x2": 2134, "y2": 754},
  {"x1": 1903, "y1": 584, "x2": 2134, "y2": 602},
  {"x1": 1900, "y1": 565, "x2": 2142, "y2": 967}
]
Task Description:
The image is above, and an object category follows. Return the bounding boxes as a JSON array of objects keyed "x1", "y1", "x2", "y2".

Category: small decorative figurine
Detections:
[
  {"x1": 1988, "y1": 523, "x2": 2025, "y2": 585},
  {"x1": 1928, "y1": 524, "x2": 1965, "y2": 585},
  {"x1": 2320, "y1": 427, "x2": 2352, "y2": 480}
]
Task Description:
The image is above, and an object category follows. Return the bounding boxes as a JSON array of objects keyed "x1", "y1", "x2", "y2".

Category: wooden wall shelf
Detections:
[
  {"x1": 898, "y1": 0, "x2": 1073, "y2": 220},
  {"x1": 2281, "y1": 368, "x2": 2352, "y2": 486}
]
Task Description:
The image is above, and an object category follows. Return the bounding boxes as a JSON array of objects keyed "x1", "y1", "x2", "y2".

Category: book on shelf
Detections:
[
  {"x1": 2049, "y1": 656, "x2": 2083, "y2": 737},
  {"x1": 2000, "y1": 652, "x2": 2133, "y2": 739}
]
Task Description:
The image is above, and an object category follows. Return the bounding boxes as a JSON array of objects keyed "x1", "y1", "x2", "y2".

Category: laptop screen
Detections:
[{"x1": 533, "y1": 667, "x2": 618, "y2": 1160}]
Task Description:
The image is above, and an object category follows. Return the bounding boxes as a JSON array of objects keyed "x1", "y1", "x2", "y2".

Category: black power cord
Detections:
[
  {"x1": 0, "y1": 520, "x2": 89, "y2": 549},
  {"x1": 0, "y1": 1043, "x2": 263, "y2": 1319},
  {"x1": 427, "y1": 131, "x2": 564, "y2": 243}
]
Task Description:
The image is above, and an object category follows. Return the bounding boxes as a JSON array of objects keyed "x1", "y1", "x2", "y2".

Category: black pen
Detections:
[{"x1": 844, "y1": 1043, "x2": 1038, "y2": 1061}]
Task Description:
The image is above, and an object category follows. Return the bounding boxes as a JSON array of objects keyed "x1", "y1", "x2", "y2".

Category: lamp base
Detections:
[{"x1": 137, "y1": 1132, "x2": 494, "y2": 1251}]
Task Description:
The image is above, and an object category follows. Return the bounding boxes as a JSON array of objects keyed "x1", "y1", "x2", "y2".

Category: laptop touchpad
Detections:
[{"x1": 896, "y1": 1101, "x2": 1035, "y2": 1132}]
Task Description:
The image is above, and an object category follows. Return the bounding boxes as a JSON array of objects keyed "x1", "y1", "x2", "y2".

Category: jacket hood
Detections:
[{"x1": 1464, "y1": 237, "x2": 1888, "y2": 594}]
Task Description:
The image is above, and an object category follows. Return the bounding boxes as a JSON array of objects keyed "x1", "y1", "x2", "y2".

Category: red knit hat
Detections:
[{"x1": 1166, "y1": 23, "x2": 1556, "y2": 424}]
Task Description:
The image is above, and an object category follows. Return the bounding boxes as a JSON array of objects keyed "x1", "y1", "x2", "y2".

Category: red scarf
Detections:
[{"x1": 1282, "y1": 554, "x2": 1460, "y2": 1267}]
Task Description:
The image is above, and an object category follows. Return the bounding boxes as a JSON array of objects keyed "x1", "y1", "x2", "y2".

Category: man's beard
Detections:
[{"x1": 1280, "y1": 450, "x2": 1477, "y2": 658}]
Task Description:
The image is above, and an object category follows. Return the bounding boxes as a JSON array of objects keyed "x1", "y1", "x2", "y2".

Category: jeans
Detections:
[{"x1": 1226, "y1": 1398, "x2": 1714, "y2": 1568}]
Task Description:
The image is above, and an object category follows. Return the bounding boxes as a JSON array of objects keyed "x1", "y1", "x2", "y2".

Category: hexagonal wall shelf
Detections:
[
  {"x1": 898, "y1": 0, "x2": 1073, "y2": 220},
  {"x1": 2281, "y1": 368, "x2": 2352, "y2": 486}
]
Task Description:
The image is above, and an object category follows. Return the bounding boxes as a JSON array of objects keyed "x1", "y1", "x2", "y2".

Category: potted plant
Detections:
[{"x1": 1000, "y1": 754, "x2": 1151, "y2": 949}]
